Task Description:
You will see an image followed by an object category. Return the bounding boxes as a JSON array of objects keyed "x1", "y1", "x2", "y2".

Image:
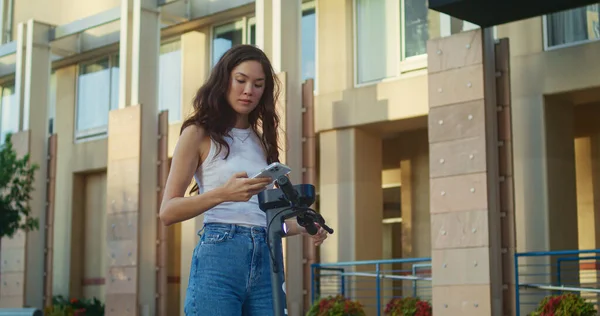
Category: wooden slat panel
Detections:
[
  {"x1": 428, "y1": 64, "x2": 485, "y2": 108},
  {"x1": 429, "y1": 136, "x2": 487, "y2": 178},
  {"x1": 106, "y1": 267, "x2": 137, "y2": 294},
  {"x1": 427, "y1": 29, "x2": 483, "y2": 74},
  {"x1": 0, "y1": 249, "x2": 26, "y2": 272},
  {"x1": 0, "y1": 295, "x2": 24, "y2": 308},
  {"x1": 430, "y1": 173, "x2": 489, "y2": 213},
  {"x1": 428, "y1": 99, "x2": 485, "y2": 144},
  {"x1": 106, "y1": 213, "x2": 139, "y2": 242},
  {"x1": 432, "y1": 247, "x2": 491, "y2": 286},
  {"x1": 0, "y1": 272, "x2": 26, "y2": 296},
  {"x1": 105, "y1": 294, "x2": 137, "y2": 316},
  {"x1": 1, "y1": 232, "x2": 26, "y2": 249},
  {"x1": 432, "y1": 284, "x2": 492, "y2": 315},
  {"x1": 106, "y1": 240, "x2": 138, "y2": 266},
  {"x1": 431, "y1": 210, "x2": 489, "y2": 249},
  {"x1": 106, "y1": 106, "x2": 141, "y2": 315}
]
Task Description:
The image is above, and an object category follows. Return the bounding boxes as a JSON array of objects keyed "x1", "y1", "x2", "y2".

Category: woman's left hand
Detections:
[{"x1": 304, "y1": 223, "x2": 328, "y2": 246}]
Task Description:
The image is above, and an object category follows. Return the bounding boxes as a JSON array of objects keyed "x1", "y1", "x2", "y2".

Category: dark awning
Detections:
[{"x1": 428, "y1": 0, "x2": 599, "y2": 28}]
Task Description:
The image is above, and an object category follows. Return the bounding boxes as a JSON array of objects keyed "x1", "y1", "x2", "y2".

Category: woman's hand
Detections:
[
  {"x1": 303, "y1": 223, "x2": 328, "y2": 246},
  {"x1": 222, "y1": 172, "x2": 272, "y2": 202}
]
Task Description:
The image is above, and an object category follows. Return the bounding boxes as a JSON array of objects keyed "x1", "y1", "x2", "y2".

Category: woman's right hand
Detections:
[{"x1": 222, "y1": 172, "x2": 272, "y2": 202}]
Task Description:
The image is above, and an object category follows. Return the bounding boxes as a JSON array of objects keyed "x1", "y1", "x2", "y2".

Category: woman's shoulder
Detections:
[{"x1": 180, "y1": 124, "x2": 207, "y2": 141}]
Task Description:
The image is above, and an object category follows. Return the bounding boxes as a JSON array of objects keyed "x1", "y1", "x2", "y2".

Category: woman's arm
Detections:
[
  {"x1": 159, "y1": 125, "x2": 273, "y2": 226},
  {"x1": 159, "y1": 125, "x2": 227, "y2": 226}
]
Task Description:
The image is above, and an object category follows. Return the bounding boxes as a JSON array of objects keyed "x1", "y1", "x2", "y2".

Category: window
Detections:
[
  {"x1": 302, "y1": 2, "x2": 317, "y2": 83},
  {"x1": 545, "y1": 3, "x2": 600, "y2": 49},
  {"x1": 211, "y1": 3, "x2": 316, "y2": 80},
  {"x1": 0, "y1": 82, "x2": 17, "y2": 144},
  {"x1": 355, "y1": 0, "x2": 476, "y2": 85},
  {"x1": 159, "y1": 41, "x2": 182, "y2": 123},
  {"x1": 75, "y1": 55, "x2": 119, "y2": 139},
  {"x1": 212, "y1": 18, "x2": 255, "y2": 66}
]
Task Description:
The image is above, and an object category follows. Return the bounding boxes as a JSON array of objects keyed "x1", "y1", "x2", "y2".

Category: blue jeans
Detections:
[{"x1": 184, "y1": 223, "x2": 285, "y2": 315}]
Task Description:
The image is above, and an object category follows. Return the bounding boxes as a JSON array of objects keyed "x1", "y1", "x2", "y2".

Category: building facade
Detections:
[{"x1": 0, "y1": 0, "x2": 599, "y2": 315}]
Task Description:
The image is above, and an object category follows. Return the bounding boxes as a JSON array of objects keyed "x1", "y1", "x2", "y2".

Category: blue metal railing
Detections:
[
  {"x1": 311, "y1": 258, "x2": 432, "y2": 316},
  {"x1": 515, "y1": 249, "x2": 600, "y2": 316}
]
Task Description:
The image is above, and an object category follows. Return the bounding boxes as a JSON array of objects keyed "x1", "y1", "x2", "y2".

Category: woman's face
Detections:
[{"x1": 227, "y1": 60, "x2": 266, "y2": 117}]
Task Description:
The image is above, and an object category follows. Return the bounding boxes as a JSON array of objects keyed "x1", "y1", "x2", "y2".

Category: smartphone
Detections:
[{"x1": 251, "y1": 162, "x2": 292, "y2": 182}]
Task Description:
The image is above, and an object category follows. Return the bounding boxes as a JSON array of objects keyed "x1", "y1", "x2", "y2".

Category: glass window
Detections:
[
  {"x1": 356, "y1": 0, "x2": 390, "y2": 83},
  {"x1": 159, "y1": 41, "x2": 182, "y2": 123},
  {"x1": 546, "y1": 3, "x2": 600, "y2": 48},
  {"x1": 403, "y1": 0, "x2": 429, "y2": 58},
  {"x1": 76, "y1": 55, "x2": 119, "y2": 139},
  {"x1": 247, "y1": 17, "x2": 256, "y2": 46},
  {"x1": 212, "y1": 20, "x2": 245, "y2": 66},
  {"x1": 355, "y1": 0, "x2": 475, "y2": 84},
  {"x1": 0, "y1": 83, "x2": 18, "y2": 144},
  {"x1": 301, "y1": 5, "x2": 316, "y2": 82}
]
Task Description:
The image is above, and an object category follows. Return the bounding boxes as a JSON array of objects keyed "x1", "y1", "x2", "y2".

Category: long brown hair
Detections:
[{"x1": 181, "y1": 44, "x2": 282, "y2": 194}]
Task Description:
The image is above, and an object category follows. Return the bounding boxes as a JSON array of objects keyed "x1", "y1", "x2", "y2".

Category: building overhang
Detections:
[{"x1": 428, "y1": 0, "x2": 599, "y2": 28}]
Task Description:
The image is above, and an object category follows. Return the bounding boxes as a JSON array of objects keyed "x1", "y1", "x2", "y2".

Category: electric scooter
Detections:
[{"x1": 258, "y1": 175, "x2": 334, "y2": 316}]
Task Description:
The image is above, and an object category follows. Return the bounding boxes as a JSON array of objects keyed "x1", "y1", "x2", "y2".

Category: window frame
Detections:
[
  {"x1": 158, "y1": 38, "x2": 183, "y2": 124},
  {"x1": 74, "y1": 53, "x2": 119, "y2": 142},
  {"x1": 352, "y1": 0, "x2": 486, "y2": 87},
  {"x1": 353, "y1": 0, "x2": 430, "y2": 87},
  {"x1": 542, "y1": 4, "x2": 600, "y2": 51},
  {"x1": 0, "y1": 79, "x2": 18, "y2": 144},
  {"x1": 210, "y1": 16, "x2": 255, "y2": 67}
]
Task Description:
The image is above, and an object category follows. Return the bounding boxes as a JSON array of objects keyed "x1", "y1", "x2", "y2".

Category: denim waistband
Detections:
[{"x1": 200, "y1": 223, "x2": 267, "y2": 237}]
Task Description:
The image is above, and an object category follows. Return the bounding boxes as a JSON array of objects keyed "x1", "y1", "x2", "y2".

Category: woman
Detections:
[{"x1": 159, "y1": 44, "x2": 328, "y2": 315}]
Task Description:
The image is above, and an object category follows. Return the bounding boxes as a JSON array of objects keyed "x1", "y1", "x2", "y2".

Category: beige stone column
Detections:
[
  {"x1": 14, "y1": 19, "x2": 52, "y2": 308},
  {"x1": 177, "y1": 30, "x2": 209, "y2": 315},
  {"x1": 544, "y1": 98, "x2": 579, "y2": 252},
  {"x1": 427, "y1": 29, "x2": 507, "y2": 315},
  {"x1": 105, "y1": 0, "x2": 160, "y2": 314},
  {"x1": 575, "y1": 134, "x2": 600, "y2": 301},
  {"x1": 319, "y1": 128, "x2": 383, "y2": 313},
  {"x1": 576, "y1": 135, "x2": 600, "y2": 250},
  {"x1": 256, "y1": 1, "x2": 304, "y2": 314}
]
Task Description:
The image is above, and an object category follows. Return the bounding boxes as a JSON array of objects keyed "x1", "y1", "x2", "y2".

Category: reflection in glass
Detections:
[
  {"x1": 546, "y1": 3, "x2": 600, "y2": 47},
  {"x1": 76, "y1": 55, "x2": 119, "y2": 137},
  {"x1": 302, "y1": 7, "x2": 316, "y2": 82},
  {"x1": 0, "y1": 84, "x2": 17, "y2": 144},
  {"x1": 212, "y1": 21, "x2": 244, "y2": 66},
  {"x1": 403, "y1": 0, "x2": 429, "y2": 58},
  {"x1": 159, "y1": 41, "x2": 182, "y2": 123}
]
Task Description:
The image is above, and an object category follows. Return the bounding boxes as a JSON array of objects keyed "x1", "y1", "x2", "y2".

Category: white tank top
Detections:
[{"x1": 193, "y1": 127, "x2": 274, "y2": 227}]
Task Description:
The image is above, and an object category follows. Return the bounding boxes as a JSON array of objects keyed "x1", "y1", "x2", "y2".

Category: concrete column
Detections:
[
  {"x1": 575, "y1": 135, "x2": 600, "y2": 299},
  {"x1": 254, "y1": 0, "x2": 272, "y2": 59},
  {"x1": 427, "y1": 29, "x2": 505, "y2": 315},
  {"x1": 105, "y1": 0, "x2": 160, "y2": 313},
  {"x1": 575, "y1": 135, "x2": 600, "y2": 250},
  {"x1": 15, "y1": 19, "x2": 51, "y2": 309},
  {"x1": 319, "y1": 128, "x2": 383, "y2": 314},
  {"x1": 178, "y1": 30, "x2": 208, "y2": 315},
  {"x1": 256, "y1": 1, "x2": 304, "y2": 314},
  {"x1": 544, "y1": 99, "x2": 578, "y2": 252},
  {"x1": 52, "y1": 66, "x2": 77, "y2": 298},
  {"x1": 399, "y1": 131, "x2": 431, "y2": 259}
]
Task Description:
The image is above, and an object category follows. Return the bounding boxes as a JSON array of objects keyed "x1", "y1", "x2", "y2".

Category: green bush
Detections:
[
  {"x1": 0, "y1": 133, "x2": 39, "y2": 240},
  {"x1": 529, "y1": 293, "x2": 596, "y2": 316},
  {"x1": 384, "y1": 297, "x2": 432, "y2": 316},
  {"x1": 307, "y1": 295, "x2": 366, "y2": 316},
  {"x1": 45, "y1": 295, "x2": 105, "y2": 316}
]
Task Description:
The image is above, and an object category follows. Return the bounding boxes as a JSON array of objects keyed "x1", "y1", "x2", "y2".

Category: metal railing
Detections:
[
  {"x1": 515, "y1": 249, "x2": 600, "y2": 316},
  {"x1": 311, "y1": 258, "x2": 432, "y2": 316}
]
